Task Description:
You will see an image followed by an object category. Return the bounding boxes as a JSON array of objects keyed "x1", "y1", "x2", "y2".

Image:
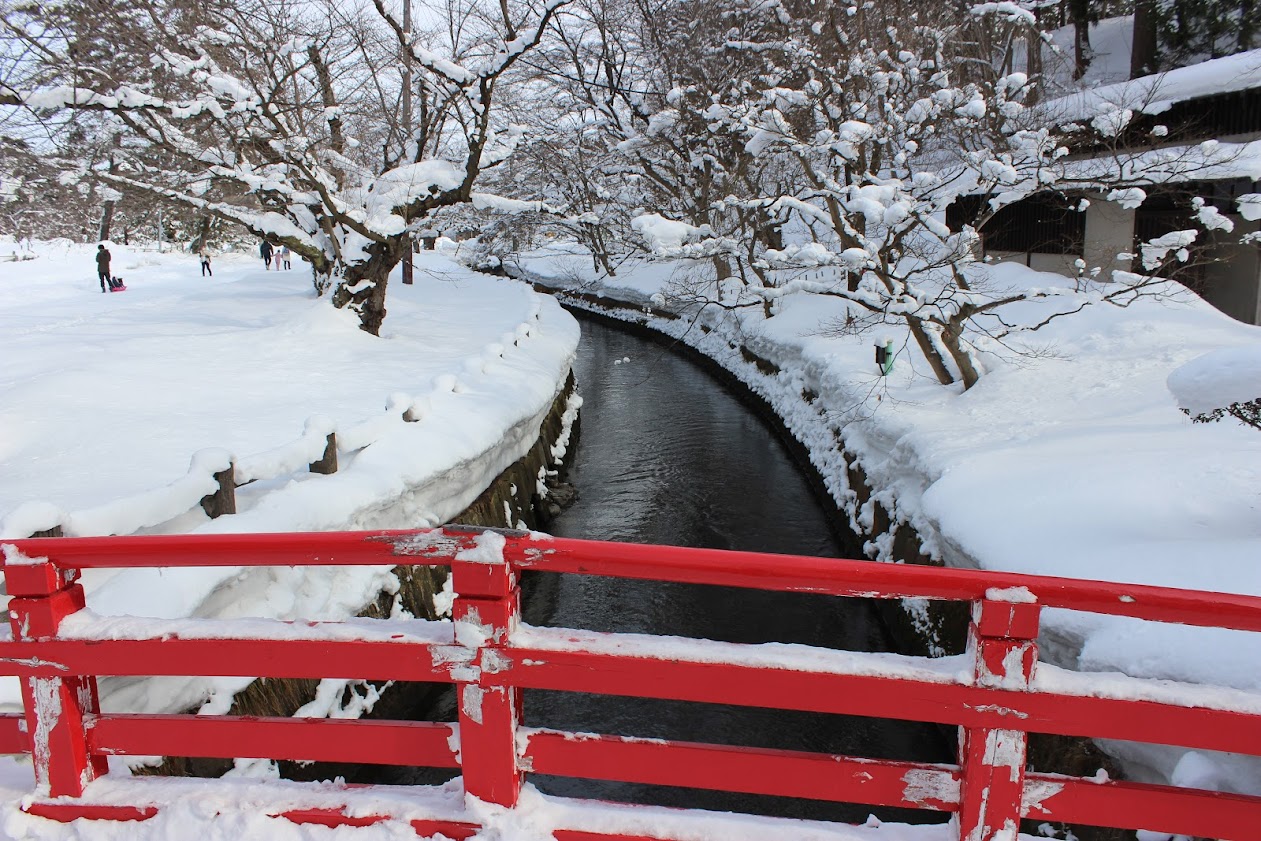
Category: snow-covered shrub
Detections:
[{"x1": 1167, "y1": 346, "x2": 1261, "y2": 430}]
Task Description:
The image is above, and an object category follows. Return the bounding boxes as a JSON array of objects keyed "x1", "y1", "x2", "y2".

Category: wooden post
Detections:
[
  {"x1": 452, "y1": 543, "x2": 521, "y2": 807},
  {"x1": 309, "y1": 433, "x2": 338, "y2": 475},
  {"x1": 7, "y1": 559, "x2": 106, "y2": 796},
  {"x1": 199, "y1": 464, "x2": 236, "y2": 519},
  {"x1": 956, "y1": 596, "x2": 1040, "y2": 841}
]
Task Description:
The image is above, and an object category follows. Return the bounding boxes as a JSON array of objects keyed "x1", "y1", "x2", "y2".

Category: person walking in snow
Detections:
[
  {"x1": 198, "y1": 247, "x2": 212, "y2": 277},
  {"x1": 272, "y1": 249, "x2": 282, "y2": 270},
  {"x1": 96, "y1": 244, "x2": 112, "y2": 293},
  {"x1": 280, "y1": 245, "x2": 291, "y2": 270},
  {"x1": 260, "y1": 239, "x2": 274, "y2": 269}
]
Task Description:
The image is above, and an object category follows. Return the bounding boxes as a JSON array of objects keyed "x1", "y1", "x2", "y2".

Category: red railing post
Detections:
[
  {"x1": 956, "y1": 594, "x2": 1041, "y2": 841},
  {"x1": 5, "y1": 558, "x2": 106, "y2": 797},
  {"x1": 451, "y1": 539, "x2": 522, "y2": 807}
]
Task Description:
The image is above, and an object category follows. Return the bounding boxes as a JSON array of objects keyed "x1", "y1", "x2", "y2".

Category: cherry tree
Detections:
[
  {"x1": 633, "y1": 0, "x2": 1249, "y2": 390},
  {"x1": 1, "y1": 0, "x2": 568, "y2": 334}
]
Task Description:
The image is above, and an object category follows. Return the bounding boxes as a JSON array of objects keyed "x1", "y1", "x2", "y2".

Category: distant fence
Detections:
[{"x1": 0, "y1": 528, "x2": 1259, "y2": 840}]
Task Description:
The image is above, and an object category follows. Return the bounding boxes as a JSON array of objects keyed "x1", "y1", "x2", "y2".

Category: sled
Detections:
[{"x1": 108, "y1": 277, "x2": 127, "y2": 292}]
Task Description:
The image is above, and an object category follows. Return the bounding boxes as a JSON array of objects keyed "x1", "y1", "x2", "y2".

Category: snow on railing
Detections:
[{"x1": 1, "y1": 528, "x2": 1260, "y2": 841}]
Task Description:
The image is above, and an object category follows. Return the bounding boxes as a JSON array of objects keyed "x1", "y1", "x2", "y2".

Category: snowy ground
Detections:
[
  {"x1": 0, "y1": 236, "x2": 579, "y2": 712},
  {"x1": 514, "y1": 243, "x2": 1261, "y2": 800}
]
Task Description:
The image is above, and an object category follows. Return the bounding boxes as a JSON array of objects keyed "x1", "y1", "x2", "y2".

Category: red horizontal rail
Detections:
[
  {"x1": 2, "y1": 530, "x2": 447, "y2": 570},
  {"x1": 10, "y1": 530, "x2": 1261, "y2": 631},
  {"x1": 26, "y1": 803, "x2": 157, "y2": 823},
  {"x1": 523, "y1": 730, "x2": 958, "y2": 811},
  {"x1": 0, "y1": 637, "x2": 461, "y2": 682},
  {"x1": 526, "y1": 730, "x2": 1261, "y2": 841},
  {"x1": 492, "y1": 646, "x2": 1261, "y2": 756},
  {"x1": 88, "y1": 715, "x2": 459, "y2": 768},
  {"x1": 510, "y1": 535, "x2": 1261, "y2": 632},
  {"x1": 5, "y1": 628, "x2": 1259, "y2": 758},
  {"x1": 1026, "y1": 771, "x2": 1261, "y2": 838},
  {"x1": 280, "y1": 809, "x2": 481, "y2": 839}
]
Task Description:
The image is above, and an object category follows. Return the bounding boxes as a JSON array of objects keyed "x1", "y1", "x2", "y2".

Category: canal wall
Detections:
[{"x1": 146, "y1": 373, "x2": 580, "y2": 782}]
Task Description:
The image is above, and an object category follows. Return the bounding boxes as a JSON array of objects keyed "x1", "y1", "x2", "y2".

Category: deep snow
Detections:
[{"x1": 0, "y1": 236, "x2": 580, "y2": 725}]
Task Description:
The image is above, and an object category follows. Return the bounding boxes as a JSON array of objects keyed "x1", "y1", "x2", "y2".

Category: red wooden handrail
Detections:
[
  {"x1": 10, "y1": 528, "x2": 1261, "y2": 630},
  {"x1": 0, "y1": 527, "x2": 1259, "y2": 841}
]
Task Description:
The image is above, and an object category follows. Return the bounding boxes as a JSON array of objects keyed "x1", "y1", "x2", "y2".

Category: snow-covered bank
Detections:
[
  {"x1": 0, "y1": 239, "x2": 579, "y2": 716},
  {"x1": 514, "y1": 244, "x2": 1261, "y2": 794}
]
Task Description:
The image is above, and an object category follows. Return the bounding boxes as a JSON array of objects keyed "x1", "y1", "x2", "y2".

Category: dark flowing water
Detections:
[
  {"x1": 392, "y1": 315, "x2": 951, "y2": 824},
  {"x1": 519, "y1": 317, "x2": 951, "y2": 823}
]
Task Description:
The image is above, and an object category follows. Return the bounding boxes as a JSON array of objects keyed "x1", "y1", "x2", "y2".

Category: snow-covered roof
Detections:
[{"x1": 1041, "y1": 48, "x2": 1261, "y2": 126}]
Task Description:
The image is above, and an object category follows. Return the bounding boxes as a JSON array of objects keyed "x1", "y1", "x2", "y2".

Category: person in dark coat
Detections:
[
  {"x1": 260, "y1": 240, "x2": 274, "y2": 269},
  {"x1": 96, "y1": 244, "x2": 112, "y2": 292}
]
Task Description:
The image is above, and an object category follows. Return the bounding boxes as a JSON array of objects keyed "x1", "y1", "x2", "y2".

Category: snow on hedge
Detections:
[{"x1": 1167, "y1": 345, "x2": 1261, "y2": 415}]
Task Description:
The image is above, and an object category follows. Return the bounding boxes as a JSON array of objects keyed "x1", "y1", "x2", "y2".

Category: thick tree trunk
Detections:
[
  {"x1": 1240, "y1": 0, "x2": 1257, "y2": 51},
  {"x1": 1026, "y1": 11, "x2": 1043, "y2": 105},
  {"x1": 1070, "y1": 0, "x2": 1091, "y2": 80},
  {"x1": 1131, "y1": 0, "x2": 1159, "y2": 78},
  {"x1": 939, "y1": 323, "x2": 981, "y2": 390},
  {"x1": 712, "y1": 255, "x2": 732, "y2": 281},
  {"x1": 330, "y1": 239, "x2": 408, "y2": 335},
  {"x1": 98, "y1": 201, "x2": 115, "y2": 243},
  {"x1": 906, "y1": 317, "x2": 956, "y2": 387},
  {"x1": 191, "y1": 215, "x2": 211, "y2": 253}
]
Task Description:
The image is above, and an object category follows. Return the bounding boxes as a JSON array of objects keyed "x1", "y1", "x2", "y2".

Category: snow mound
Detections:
[
  {"x1": 631, "y1": 214, "x2": 704, "y2": 252},
  {"x1": 1167, "y1": 346, "x2": 1261, "y2": 415}
]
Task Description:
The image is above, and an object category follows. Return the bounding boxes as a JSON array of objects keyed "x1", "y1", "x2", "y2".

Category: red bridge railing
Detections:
[{"x1": 1, "y1": 527, "x2": 1259, "y2": 840}]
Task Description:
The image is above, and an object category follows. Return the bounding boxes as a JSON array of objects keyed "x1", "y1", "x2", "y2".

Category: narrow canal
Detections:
[
  {"x1": 517, "y1": 315, "x2": 953, "y2": 823},
  {"x1": 389, "y1": 314, "x2": 952, "y2": 823}
]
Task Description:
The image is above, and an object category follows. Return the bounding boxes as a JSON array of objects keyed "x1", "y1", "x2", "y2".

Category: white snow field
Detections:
[{"x1": 0, "y1": 237, "x2": 580, "y2": 700}]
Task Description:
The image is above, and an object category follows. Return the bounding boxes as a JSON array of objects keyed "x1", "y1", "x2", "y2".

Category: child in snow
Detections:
[{"x1": 199, "y1": 248, "x2": 212, "y2": 277}]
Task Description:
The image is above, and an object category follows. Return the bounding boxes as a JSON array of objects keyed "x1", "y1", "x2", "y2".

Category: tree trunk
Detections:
[
  {"x1": 191, "y1": 215, "x2": 211, "y2": 253},
  {"x1": 939, "y1": 323, "x2": 981, "y2": 390},
  {"x1": 1070, "y1": 0, "x2": 1091, "y2": 79},
  {"x1": 712, "y1": 255, "x2": 732, "y2": 281},
  {"x1": 1241, "y1": 0, "x2": 1257, "y2": 51},
  {"x1": 1131, "y1": 0, "x2": 1159, "y2": 78},
  {"x1": 1026, "y1": 16, "x2": 1043, "y2": 105},
  {"x1": 906, "y1": 317, "x2": 956, "y2": 386},
  {"x1": 330, "y1": 239, "x2": 408, "y2": 335},
  {"x1": 98, "y1": 201, "x2": 115, "y2": 243}
]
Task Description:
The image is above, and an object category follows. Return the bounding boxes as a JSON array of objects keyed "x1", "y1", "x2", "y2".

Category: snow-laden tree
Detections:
[
  {"x1": 1, "y1": 0, "x2": 567, "y2": 334},
  {"x1": 523, "y1": 0, "x2": 792, "y2": 284},
  {"x1": 628, "y1": 0, "x2": 1251, "y2": 390}
]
